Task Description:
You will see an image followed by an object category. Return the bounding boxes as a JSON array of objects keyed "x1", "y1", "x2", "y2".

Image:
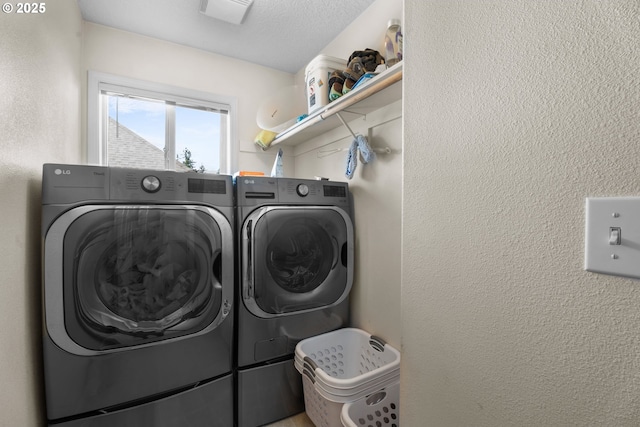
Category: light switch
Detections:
[
  {"x1": 585, "y1": 197, "x2": 640, "y2": 279},
  {"x1": 609, "y1": 227, "x2": 621, "y2": 245}
]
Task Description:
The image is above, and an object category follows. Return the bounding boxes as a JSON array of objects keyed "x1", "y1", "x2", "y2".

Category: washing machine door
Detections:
[
  {"x1": 43, "y1": 205, "x2": 233, "y2": 355},
  {"x1": 241, "y1": 206, "x2": 354, "y2": 317}
]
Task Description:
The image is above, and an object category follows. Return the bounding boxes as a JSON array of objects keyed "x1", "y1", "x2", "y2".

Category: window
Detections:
[{"x1": 88, "y1": 72, "x2": 237, "y2": 174}]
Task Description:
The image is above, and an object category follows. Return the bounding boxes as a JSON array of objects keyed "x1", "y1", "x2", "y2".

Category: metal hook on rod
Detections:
[
  {"x1": 341, "y1": 110, "x2": 367, "y2": 118},
  {"x1": 335, "y1": 112, "x2": 358, "y2": 139}
]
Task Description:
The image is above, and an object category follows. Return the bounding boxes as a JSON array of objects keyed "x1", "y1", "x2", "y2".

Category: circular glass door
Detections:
[
  {"x1": 266, "y1": 216, "x2": 334, "y2": 293},
  {"x1": 243, "y1": 206, "x2": 353, "y2": 316},
  {"x1": 46, "y1": 205, "x2": 231, "y2": 353}
]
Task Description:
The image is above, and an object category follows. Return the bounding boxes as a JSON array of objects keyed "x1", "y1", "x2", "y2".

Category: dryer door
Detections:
[
  {"x1": 242, "y1": 206, "x2": 354, "y2": 317},
  {"x1": 44, "y1": 205, "x2": 233, "y2": 355}
]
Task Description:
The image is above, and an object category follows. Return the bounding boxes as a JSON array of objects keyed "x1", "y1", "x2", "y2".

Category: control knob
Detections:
[
  {"x1": 141, "y1": 175, "x2": 161, "y2": 193},
  {"x1": 296, "y1": 183, "x2": 309, "y2": 197}
]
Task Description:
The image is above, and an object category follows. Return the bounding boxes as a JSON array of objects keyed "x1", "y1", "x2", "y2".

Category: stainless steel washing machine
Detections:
[
  {"x1": 235, "y1": 176, "x2": 354, "y2": 427},
  {"x1": 41, "y1": 164, "x2": 234, "y2": 426}
]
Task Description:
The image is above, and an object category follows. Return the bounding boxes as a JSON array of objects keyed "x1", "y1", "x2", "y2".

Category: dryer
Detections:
[
  {"x1": 235, "y1": 176, "x2": 354, "y2": 427},
  {"x1": 41, "y1": 164, "x2": 234, "y2": 426}
]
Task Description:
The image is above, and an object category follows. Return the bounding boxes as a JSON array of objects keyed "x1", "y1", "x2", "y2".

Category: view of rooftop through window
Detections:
[{"x1": 107, "y1": 95, "x2": 222, "y2": 173}]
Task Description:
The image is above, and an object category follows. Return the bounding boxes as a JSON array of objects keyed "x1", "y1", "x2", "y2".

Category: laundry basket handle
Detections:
[
  {"x1": 369, "y1": 335, "x2": 386, "y2": 352},
  {"x1": 302, "y1": 356, "x2": 318, "y2": 384},
  {"x1": 302, "y1": 367, "x2": 316, "y2": 384},
  {"x1": 303, "y1": 356, "x2": 318, "y2": 372}
]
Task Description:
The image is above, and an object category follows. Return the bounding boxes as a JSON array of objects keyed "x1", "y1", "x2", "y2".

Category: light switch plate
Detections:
[{"x1": 585, "y1": 197, "x2": 640, "y2": 279}]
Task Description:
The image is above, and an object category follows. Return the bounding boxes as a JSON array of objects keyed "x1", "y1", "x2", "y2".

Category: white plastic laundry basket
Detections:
[
  {"x1": 340, "y1": 381, "x2": 400, "y2": 427},
  {"x1": 301, "y1": 374, "x2": 343, "y2": 427},
  {"x1": 295, "y1": 328, "x2": 400, "y2": 387},
  {"x1": 295, "y1": 328, "x2": 400, "y2": 427}
]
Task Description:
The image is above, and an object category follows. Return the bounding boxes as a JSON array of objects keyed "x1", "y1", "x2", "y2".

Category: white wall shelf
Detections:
[{"x1": 272, "y1": 62, "x2": 403, "y2": 147}]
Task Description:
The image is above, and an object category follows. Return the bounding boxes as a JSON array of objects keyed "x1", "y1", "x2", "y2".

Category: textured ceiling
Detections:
[{"x1": 77, "y1": 0, "x2": 377, "y2": 74}]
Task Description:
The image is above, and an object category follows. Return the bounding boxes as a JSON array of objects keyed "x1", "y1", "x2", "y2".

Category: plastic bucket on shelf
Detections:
[{"x1": 304, "y1": 55, "x2": 346, "y2": 115}]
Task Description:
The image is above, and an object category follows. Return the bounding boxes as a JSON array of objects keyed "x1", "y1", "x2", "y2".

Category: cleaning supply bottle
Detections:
[
  {"x1": 270, "y1": 148, "x2": 284, "y2": 177},
  {"x1": 384, "y1": 19, "x2": 403, "y2": 67}
]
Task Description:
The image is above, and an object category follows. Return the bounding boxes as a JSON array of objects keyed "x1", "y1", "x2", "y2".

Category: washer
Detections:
[
  {"x1": 235, "y1": 176, "x2": 354, "y2": 427},
  {"x1": 41, "y1": 164, "x2": 234, "y2": 426}
]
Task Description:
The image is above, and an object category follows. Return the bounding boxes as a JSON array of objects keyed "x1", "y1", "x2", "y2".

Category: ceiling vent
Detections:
[{"x1": 199, "y1": 0, "x2": 254, "y2": 25}]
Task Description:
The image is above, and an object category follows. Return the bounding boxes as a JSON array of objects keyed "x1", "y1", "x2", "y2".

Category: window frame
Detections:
[{"x1": 87, "y1": 71, "x2": 238, "y2": 174}]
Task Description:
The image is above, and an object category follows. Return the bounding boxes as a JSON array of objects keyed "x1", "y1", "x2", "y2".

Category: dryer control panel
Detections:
[
  {"x1": 279, "y1": 179, "x2": 348, "y2": 205},
  {"x1": 236, "y1": 176, "x2": 350, "y2": 207}
]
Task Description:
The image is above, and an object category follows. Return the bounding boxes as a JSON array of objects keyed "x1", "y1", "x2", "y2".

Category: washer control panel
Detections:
[{"x1": 42, "y1": 163, "x2": 233, "y2": 205}]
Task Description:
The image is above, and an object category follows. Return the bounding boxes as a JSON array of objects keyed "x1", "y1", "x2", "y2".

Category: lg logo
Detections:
[{"x1": 54, "y1": 169, "x2": 71, "y2": 175}]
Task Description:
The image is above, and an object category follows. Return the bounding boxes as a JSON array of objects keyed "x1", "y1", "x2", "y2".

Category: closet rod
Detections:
[{"x1": 317, "y1": 146, "x2": 392, "y2": 157}]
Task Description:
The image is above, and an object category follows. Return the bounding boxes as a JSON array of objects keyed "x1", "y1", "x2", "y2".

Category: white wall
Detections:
[
  {"x1": 403, "y1": 1, "x2": 640, "y2": 425},
  {"x1": 292, "y1": 0, "x2": 404, "y2": 349},
  {"x1": 82, "y1": 22, "x2": 297, "y2": 175},
  {"x1": 0, "y1": 1, "x2": 83, "y2": 425},
  {"x1": 293, "y1": 102, "x2": 402, "y2": 349}
]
